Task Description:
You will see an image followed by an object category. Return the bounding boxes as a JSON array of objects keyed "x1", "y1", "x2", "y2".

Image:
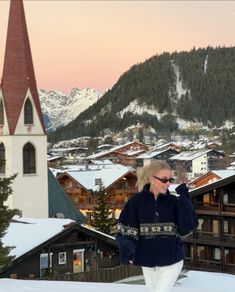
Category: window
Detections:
[
  {"x1": 95, "y1": 178, "x2": 102, "y2": 185},
  {"x1": 223, "y1": 194, "x2": 228, "y2": 204},
  {"x1": 0, "y1": 143, "x2": 5, "y2": 174},
  {"x1": 0, "y1": 99, "x2": 4, "y2": 124},
  {"x1": 40, "y1": 252, "x2": 53, "y2": 278},
  {"x1": 23, "y1": 143, "x2": 36, "y2": 174},
  {"x1": 24, "y1": 98, "x2": 33, "y2": 124},
  {"x1": 212, "y1": 247, "x2": 221, "y2": 261},
  {"x1": 184, "y1": 243, "x2": 193, "y2": 259},
  {"x1": 58, "y1": 252, "x2": 67, "y2": 265}
]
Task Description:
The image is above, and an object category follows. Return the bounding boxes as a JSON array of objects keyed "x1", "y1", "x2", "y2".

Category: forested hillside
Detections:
[{"x1": 49, "y1": 46, "x2": 235, "y2": 143}]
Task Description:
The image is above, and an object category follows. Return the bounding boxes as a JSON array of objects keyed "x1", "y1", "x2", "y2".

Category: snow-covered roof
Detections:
[
  {"x1": 2, "y1": 216, "x2": 75, "y2": 259},
  {"x1": 97, "y1": 144, "x2": 113, "y2": 149},
  {"x1": 86, "y1": 142, "x2": 146, "y2": 159},
  {"x1": 88, "y1": 159, "x2": 114, "y2": 165},
  {"x1": 86, "y1": 150, "x2": 111, "y2": 159},
  {"x1": 212, "y1": 169, "x2": 235, "y2": 179},
  {"x1": 49, "y1": 147, "x2": 80, "y2": 152},
  {"x1": 47, "y1": 155, "x2": 63, "y2": 161},
  {"x1": 137, "y1": 148, "x2": 171, "y2": 159},
  {"x1": 81, "y1": 224, "x2": 115, "y2": 241},
  {"x1": 123, "y1": 149, "x2": 145, "y2": 156},
  {"x1": 170, "y1": 149, "x2": 212, "y2": 161},
  {"x1": 64, "y1": 164, "x2": 134, "y2": 191}
]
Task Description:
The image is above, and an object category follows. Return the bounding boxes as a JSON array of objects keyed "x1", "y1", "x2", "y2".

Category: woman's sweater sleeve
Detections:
[
  {"x1": 116, "y1": 197, "x2": 139, "y2": 265},
  {"x1": 175, "y1": 183, "x2": 199, "y2": 239}
]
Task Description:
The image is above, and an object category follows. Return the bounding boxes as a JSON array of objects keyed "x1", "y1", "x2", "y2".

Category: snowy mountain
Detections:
[
  {"x1": 48, "y1": 46, "x2": 235, "y2": 145},
  {"x1": 39, "y1": 88, "x2": 102, "y2": 132}
]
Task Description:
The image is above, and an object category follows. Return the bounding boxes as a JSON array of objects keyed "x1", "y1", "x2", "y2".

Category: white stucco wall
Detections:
[
  {"x1": 2, "y1": 135, "x2": 48, "y2": 218},
  {"x1": 0, "y1": 90, "x2": 48, "y2": 218},
  {"x1": 192, "y1": 155, "x2": 208, "y2": 178}
]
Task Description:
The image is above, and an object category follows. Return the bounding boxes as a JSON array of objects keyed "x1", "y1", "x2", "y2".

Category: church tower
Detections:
[{"x1": 0, "y1": 0, "x2": 48, "y2": 218}]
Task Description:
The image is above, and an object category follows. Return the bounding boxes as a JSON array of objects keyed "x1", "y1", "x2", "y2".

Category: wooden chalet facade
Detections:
[
  {"x1": 189, "y1": 170, "x2": 235, "y2": 189},
  {"x1": 0, "y1": 220, "x2": 119, "y2": 279},
  {"x1": 136, "y1": 148, "x2": 179, "y2": 167},
  {"x1": 86, "y1": 142, "x2": 149, "y2": 166},
  {"x1": 57, "y1": 168, "x2": 137, "y2": 222},
  {"x1": 184, "y1": 175, "x2": 235, "y2": 274}
]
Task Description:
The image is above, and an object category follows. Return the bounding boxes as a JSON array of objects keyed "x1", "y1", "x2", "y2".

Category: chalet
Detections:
[
  {"x1": 136, "y1": 148, "x2": 179, "y2": 166},
  {"x1": 189, "y1": 170, "x2": 235, "y2": 189},
  {"x1": 48, "y1": 147, "x2": 88, "y2": 164},
  {"x1": 97, "y1": 144, "x2": 113, "y2": 151},
  {"x1": 227, "y1": 159, "x2": 235, "y2": 170},
  {"x1": 169, "y1": 149, "x2": 226, "y2": 181},
  {"x1": 47, "y1": 155, "x2": 63, "y2": 168},
  {"x1": 56, "y1": 164, "x2": 137, "y2": 222},
  {"x1": 1, "y1": 217, "x2": 118, "y2": 279},
  {"x1": 85, "y1": 141, "x2": 149, "y2": 166},
  {"x1": 207, "y1": 141, "x2": 222, "y2": 150},
  {"x1": 184, "y1": 175, "x2": 235, "y2": 275},
  {"x1": 153, "y1": 142, "x2": 182, "y2": 152},
  {"x1": 48, "y1": 169, "x2": 86, "y2": 223}
]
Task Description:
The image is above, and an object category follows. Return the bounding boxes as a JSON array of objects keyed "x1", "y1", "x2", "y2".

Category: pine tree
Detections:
[
  {"x1": 91, "y1": 180, "x2": 115, "y2": 235},
  {"x1": 0, "y1": 159, "x2": 17, "y2": 270}
]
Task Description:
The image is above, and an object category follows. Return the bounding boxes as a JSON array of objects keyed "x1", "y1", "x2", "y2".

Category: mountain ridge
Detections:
[
  {"x1": 47, "y1": 46, "x2": 235, "y2": 144},
  {"x1": 39, "y1": 87, "x2": 102, "y2": 132}
]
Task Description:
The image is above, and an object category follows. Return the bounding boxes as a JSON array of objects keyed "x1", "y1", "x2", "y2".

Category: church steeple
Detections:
[{"x1": 1, "y1": 0, "x2": 45, "y2": 134}]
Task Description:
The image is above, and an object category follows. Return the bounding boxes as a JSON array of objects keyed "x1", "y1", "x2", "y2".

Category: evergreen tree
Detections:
[
  {"x1": 0, "y1": 159, "x2": 17, "y2": 270},
  {"x1": 91, "y1": 180, "x2": 115, "y2": 235}
]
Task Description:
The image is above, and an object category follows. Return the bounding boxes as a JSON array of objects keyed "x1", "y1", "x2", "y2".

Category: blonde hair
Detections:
[{"x1": 136, "y1": 160, "x2": 172, "y2": 191}]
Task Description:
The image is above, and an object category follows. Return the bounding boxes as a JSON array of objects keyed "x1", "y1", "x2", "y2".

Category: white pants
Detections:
[{"x1": 142, "y1": 260, "x2": 183, "y2": 292}]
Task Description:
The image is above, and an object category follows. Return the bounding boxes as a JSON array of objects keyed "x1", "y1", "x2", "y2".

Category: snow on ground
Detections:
[{"x1": 0, "y1": 270, "x2": 235, "y2": 292}]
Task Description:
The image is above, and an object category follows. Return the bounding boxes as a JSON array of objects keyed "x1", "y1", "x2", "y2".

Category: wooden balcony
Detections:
[
  {"x1": 224, "y1": 263, "x2": 235, "y2": 273},
  {"x1": 222, "y1": 203, "x2": 235, "y2": 214},
  {"x1": 196, "y1": 259, "x2": 221, "y2": 271},
  {"x1": 110, "y1": 187, "x2": 137, "y2": 196},
  {"x1": 224, "y1": 233, "x2": 235, "y2": 243},
  {"x1": 196, "y1": 230, "x2": 220, "y2": 241},
  {"x1": 195, "y1": 202, "x2": 219, "y2": 211}
]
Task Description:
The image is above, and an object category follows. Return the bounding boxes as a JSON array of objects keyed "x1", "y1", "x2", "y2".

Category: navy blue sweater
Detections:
[{"x1": 116, "y1": 183, "x2": 198, "y2": 267}]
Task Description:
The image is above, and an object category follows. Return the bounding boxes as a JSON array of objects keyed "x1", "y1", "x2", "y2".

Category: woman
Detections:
[{"x1": 116, "y1": 160, "x2": 198, "y2": 292}]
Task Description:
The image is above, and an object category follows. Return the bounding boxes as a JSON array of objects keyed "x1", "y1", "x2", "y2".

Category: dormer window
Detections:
[
  {"x1": 24, "y1": 98, "x2": 33, "y2": 124},
  {"x1": 0, "y1": 99, "x2": 4, "y2": 125}
]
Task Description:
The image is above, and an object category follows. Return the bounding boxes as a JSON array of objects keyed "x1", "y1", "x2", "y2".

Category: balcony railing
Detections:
[
  {"x1": 197, "y1": 259, "x2": 221, "y2": 269},
  {"x1": 224, "y1": 233, "x2": 235, "y2": 242},
  {"x1": 196, "y1": 230, "x2": 220, "y2": 240},
  {"x1": 223, "y1": 203, "x2": 235, "y2": 213},
  {"x1": 224, "y1": 263, "x2": 235, "y2": 273},
  {"x1": 194, "y1": 202, "x2": 219, "y2": 211}
]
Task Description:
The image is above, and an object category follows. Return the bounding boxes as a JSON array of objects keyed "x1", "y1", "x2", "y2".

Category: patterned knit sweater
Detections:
[{"x1": 116, "y1": 183, "x2": 198, "y2": 267}]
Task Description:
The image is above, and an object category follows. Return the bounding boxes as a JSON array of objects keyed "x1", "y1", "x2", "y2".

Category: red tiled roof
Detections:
[{"x1": 0, "y1": 0, "x2": 45, "y2": 134}]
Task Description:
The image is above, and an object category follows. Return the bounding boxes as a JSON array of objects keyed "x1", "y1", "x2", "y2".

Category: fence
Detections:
[{"x1": 52, "y1": 264, "x2": 142, "y2": 283}]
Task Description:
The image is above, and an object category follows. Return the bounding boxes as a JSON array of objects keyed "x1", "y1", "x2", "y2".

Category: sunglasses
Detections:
[{"x1": 153, "y1": 175, "x2": 174, "y2": 184}]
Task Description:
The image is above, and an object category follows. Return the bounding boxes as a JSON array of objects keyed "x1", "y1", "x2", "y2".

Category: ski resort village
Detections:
[{"x1": 1, "y1": 1, "x2": 235, "y2": 291}]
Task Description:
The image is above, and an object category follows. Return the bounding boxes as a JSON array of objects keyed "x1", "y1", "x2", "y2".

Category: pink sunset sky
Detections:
[{"x1": 0, "y1": 0, "x2": 235, "y2": 94}]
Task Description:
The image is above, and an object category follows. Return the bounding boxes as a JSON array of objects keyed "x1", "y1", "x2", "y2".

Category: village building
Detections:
[
  {"x1": 184, "y1": 175, "x2": 235, "y2": 275},
  {"x1": 85, "y1": 141, "x2": 149, "y2": 166},
  {"x1": 48, "y1": 169, "x2": 86, "y2": 223},
  {"x1": 136, "y1": 147, "x2": 179, "y2": 166},
  {"x1": 55, "y1": 163, "x2": 137, "y2": 222},
  {"x1": 189, "y1": 169, "x2": 235, "y2": 189},
  {"x1": 1, "y1": 217, "x2": 118, "y2": 279},
  {"x1": 169, "y1": 149, "x2": 227, "y2": 182}
]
